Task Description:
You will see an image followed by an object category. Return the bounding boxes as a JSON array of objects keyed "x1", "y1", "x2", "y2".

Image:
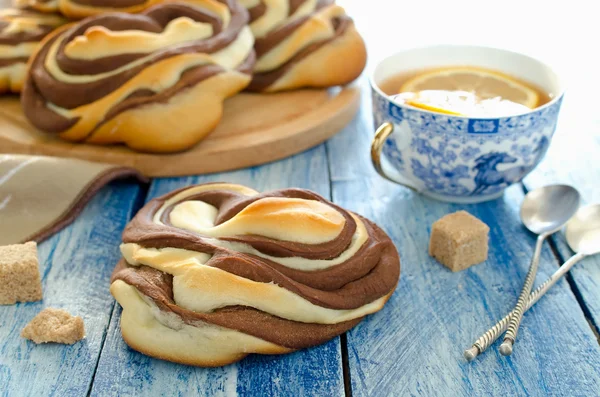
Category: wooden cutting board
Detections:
[{"x1": 0, "y1": 87, "x2": 360, "y2": 177}]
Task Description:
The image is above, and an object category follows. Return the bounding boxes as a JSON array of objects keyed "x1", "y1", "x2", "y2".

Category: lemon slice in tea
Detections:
[
  {"x1": 400, "y1": 66, "x2": 540, "y2": 109},
  {"x1": 394, "y1": 90, "x2": 533, "y2": 117}
]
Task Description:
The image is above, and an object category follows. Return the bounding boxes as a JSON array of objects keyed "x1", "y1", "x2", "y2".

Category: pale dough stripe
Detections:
[
  {"x1": 239, "y1": 0, "x2": 260, "y2": 7},
  {"x1": 59, "y1": 0, "x2": 232, "y2": 25},
  {"x1": 45, "y1": 25, "x2": 254, "y2": 84},
  {"x1": 46, "y1": 27, "x2": 254, "y2": 141},
  {"x1": 152, "y1": 181, "x2": 368, "y2": 271},
  {"x1": 0, "y1": 63, "x2": 27, "y2": 91},
  {"x1": 169, "y1": 198, "x2": 345, "y2": 244},
  {"x1": 111, "y1": 280, "x2": 289, "y2": 366},
  {"x1": 0, "y1": 11, "x2": 64, "y2": 34},
  {"x1": 0, "y1": 43, "x2": 38, "y2": 58},
  {"x1": 154, "y1": 183, "x2": 259, "y2": 222},
  {"x1": 202, "y1": 217, "x2": 367, "y2": 271},
  {"x1": 248, "y1": 0, "x2": 289, "y2": 38},
  {"x1": 13, "y1": 0, "x2": 59, "y2": 13},
  {"x1": 288, "y1": 0, "x2": 319, "y2": 22},
  {"x1": 120, "y1": 244, "x2": 387, "y2": 324},
  {"x1": 64, "y1": 18, "x2": 214, "y2": 60},
  {"x1": 0, "y1": 10, "x2": 65, "y2": 93},
  {"x1": 255, "y1": 4, "x2": 346, "y2": 73}
]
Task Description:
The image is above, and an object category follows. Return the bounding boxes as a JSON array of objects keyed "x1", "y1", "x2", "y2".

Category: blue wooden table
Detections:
[{"x1": 2, "y1": 1, "x2": 600, "y2": 395}]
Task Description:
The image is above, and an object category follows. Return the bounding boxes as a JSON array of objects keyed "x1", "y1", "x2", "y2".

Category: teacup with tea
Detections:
[{"x1": 370, "y1": 45, "x2": 564, "y2": 203}]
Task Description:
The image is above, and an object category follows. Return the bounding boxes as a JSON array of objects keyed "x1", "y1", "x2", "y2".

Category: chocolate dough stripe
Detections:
[
  {"x1": 0, "y1": 23, "x2": 56, "y2": 45},
  {"x1": 247, "y1": 0, "x2": 311, "y2": 25},
  {"x1": 123, "y1": 193, "x2": 371, "y2": 292},
  {"x1": 111, "y1": 261, "x2": 364, "y2": 350},
  {"x1": 0, "y1": 29, "x2": 54, "y2": 44},
  {"x1": 55, "y1": 7, "x2": 224, "y2": 76},
  {"x1": 85, "y1": 51, "x2": 256, "y2": 141},
  {"x1": 27, "y1": 1, "x2": 248, "y2": 110},
  {"x1": 212, "y1": 238, "x2": 380, "y2": 292},
  {"x1": 254, "y1": 16, "x2": 308, "y2": 58},
  {"x1": 202, "y1": 219, "x2": 399, "y2": 309},
  {"x1": 0, "y1": 57, "x2": 29, "y2": 67},
  {"x1": 247, "y1": 16, "x2": 350, "y2": 92},
  {"x1": 288, "y1": 0, "x2": 308, "y2": 16},
  {"x1": 247, "y1": 1, "x2": 265, "y2": 22},
  {"x1": 122, "y1": 189, "x2": 400, "y2": 309},
  {"x1": 125, "y1": 217, "x2": 398, "y2": 310},
  {"x1": 253, "y1": 0, "x2": 332, "y2": 58},
  {"x1": 21, "y1": 74, "x2": 79, "y2": 133},
  {"x1": 70, "y1": 0, "x2": 146, "y2": 8},
  {"x1": 122, "y1": 224, "x2": 370, "y2": 292},
  {"x1": 158, "y1": 187, "x2": 356, "y2": 260}
]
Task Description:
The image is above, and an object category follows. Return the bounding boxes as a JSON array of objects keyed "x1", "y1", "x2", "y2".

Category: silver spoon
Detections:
[
  {"x1": 464, "y1": 203, "x2": 600, "y2": 361},
  {"x1": 499, "y1": 184, "x2": 580, "y2": 356}
]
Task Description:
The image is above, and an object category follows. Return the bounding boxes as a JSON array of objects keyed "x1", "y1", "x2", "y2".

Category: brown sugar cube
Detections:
[
  {"x1": 429, "y1": 211, "x2": 490, "y2": 272},
  {"x1": 0, "y1": 242, "x2": 43, "y2": 304},
  {"x1": 21, "y1": 308, "x2": 85, "y2": 344}
]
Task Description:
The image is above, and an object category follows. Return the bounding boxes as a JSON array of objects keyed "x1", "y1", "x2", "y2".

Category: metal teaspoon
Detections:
[
  {"x1": 499, "y1": 184, "x2": 580, "y2": 356},
  {"x1": 465, "y1": 203, "x2": 600, "y2": 361}
]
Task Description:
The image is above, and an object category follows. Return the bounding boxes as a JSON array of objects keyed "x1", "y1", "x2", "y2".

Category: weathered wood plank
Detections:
[
  {"x1": 90, "y1": 145, "x2": 346, "y2": 397},
  {"x1": 522, "y1": 65, "x2": 600, "y2": 332},
  {"x1": 0, "y1": 181, "x2": 140, "y2": 397},
  {"x1": 325, "y1": 80, "x2": 600, "y2": 396}
]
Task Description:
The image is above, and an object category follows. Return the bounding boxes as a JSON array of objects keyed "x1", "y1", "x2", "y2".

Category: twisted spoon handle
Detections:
[
  {"x1": 464, "y1": 252, "x2": 587, "y2": 361},
  {"x1": 499, "y1": 234, "x2": 547, "y2": 356}
]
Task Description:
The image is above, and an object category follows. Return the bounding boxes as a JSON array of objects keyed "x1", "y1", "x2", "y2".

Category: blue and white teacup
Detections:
[{"x1": 370, "y1": 45, "x2": 564, "y2": 203}]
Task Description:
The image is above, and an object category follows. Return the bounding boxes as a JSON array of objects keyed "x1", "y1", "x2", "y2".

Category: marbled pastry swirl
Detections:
[
  {"x1": 13, "y1": 0, "x2": 59, "y2": 14},
  {"x1": 110, "y1": 183, "x2": 400, "y2": 367},
  {"x1": 240, "y1": 0, "x2": 366, "y2": 92},
  {"x1": 57, "y1": 0, "x2": 176, "y2": 19},
  {"x1": 0, "y1": 9, "x2": 65, "y2": 93},
  {"x1": 21, "y1": 0, "x2": 255, "y2": 153}
]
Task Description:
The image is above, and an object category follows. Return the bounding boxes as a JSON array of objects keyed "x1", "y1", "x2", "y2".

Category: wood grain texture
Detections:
[
  {"x1": 0, "y1": 181, "x2": 140, "y2": 397},
  {"x1": 2, "y1": 1, "x2": 599, "y2": 395},
  {"x1": 522, "y1": 57, "x2": 600, "y2": 334},
  {"x1": 325, "y1": 80, "x2": 600, "y2": 396},
  {"x1": 0, "y1": 88, "x2": 359, "y2": 177},
  {"x1": 89, "y1": 146, "x2": 345, "y2": 397}
]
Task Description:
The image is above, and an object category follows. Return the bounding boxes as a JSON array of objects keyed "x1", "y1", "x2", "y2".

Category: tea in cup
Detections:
[{"x1": 370, "y1": 45, "x2": 564, "y2": 203}]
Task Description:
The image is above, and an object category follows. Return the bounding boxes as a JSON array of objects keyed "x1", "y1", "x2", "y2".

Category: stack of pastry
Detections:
[
  {"x1": 0, "y1": 8, "x2": 65, "y2": 93},
  {"x1": 22, "y1": 0, "x2": 256, "y2": 152},
  {"x1": 243, "y1": 0, "x2": 367, "y2": 92},
  {"x1": 0, "y1": 0, "x2": 366, "y2": 152},
  {"x1": 110, "y1": 183, "x2": 400, "y2": 366}
]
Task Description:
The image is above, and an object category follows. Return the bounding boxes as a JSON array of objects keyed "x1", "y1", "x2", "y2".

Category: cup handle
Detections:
[{"x1": 370, "y1": 122, "x2": 421, "y2": 192}]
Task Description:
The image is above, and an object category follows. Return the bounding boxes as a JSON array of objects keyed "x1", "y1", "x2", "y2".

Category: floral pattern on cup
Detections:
[{"x1": 372, "y1": 93, "x2": 562, "y2": 199}]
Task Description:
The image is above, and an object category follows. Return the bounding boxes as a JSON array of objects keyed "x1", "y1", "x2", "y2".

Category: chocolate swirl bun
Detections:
[
  {"x1": 0, "y1": 9, "x2": 64, "y2": 93},
  {"x1": 21, "y1": 1, "x2": 255, "y2": 153},
  {"x1": 110, "y1": 183, "x2": 400, "y2": 366},
  {"x1": 241, "y1": 0, "x2": 366, "y2": 92}
]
